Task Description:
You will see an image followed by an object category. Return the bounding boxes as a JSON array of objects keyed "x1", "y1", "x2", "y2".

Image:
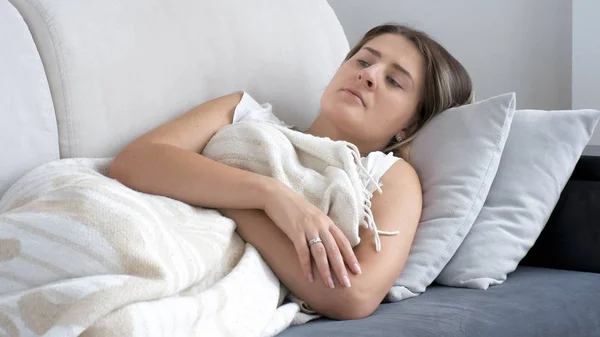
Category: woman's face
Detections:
[{"x1": 318, "y1": 33, "x2": 425, "y2": 153}]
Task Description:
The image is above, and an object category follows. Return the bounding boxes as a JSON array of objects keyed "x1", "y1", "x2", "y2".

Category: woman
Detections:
[{"x1": 109, "y1": 24, "x2": 473, "y2": 320}]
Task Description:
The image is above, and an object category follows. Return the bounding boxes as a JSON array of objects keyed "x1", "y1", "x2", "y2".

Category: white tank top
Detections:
[{"x1": 232, "y1": 92, "x2": 402, "y2": 194}]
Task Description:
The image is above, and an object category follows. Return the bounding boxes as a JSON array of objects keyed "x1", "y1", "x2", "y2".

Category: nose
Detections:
[{"x1": 357, "y1": 67, "x2": 377, "y2": 90}]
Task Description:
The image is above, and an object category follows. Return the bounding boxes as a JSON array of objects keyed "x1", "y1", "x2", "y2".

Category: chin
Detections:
[
  {"x1": 324, "y1": 112, "x2": 364, "y2": 139},
  {"x1": 320, "y1": 88, "x2": 362, "y2": 125}
]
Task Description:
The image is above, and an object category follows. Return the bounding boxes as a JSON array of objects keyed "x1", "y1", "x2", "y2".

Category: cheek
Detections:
[
  {"x1": 321, "y1": 71, "x2": 350, "y2": 106},
  {"x1": 322, "y1": 71, "x2": 344, "y2": 100},
  {"x1": 330, "y1": 64, "x2": 355, "y2": 85},
  {"x1": 377, "y1": 98, "x2": 414, "y2": 128},
  {"x1": 320, "y1": 86, "x2": 335, "y2": 109},
  {"x1": 320, "y1": 88, "x2": 342, "y2": 117}
]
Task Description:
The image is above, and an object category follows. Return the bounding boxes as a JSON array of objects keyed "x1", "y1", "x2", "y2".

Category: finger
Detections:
[
  {"x1": 293, "y1": 235, "x2": 313, "y2": 282},
  {"x1": 321, "y1": 229, "x2": 351, "y2": 288},
  {"x1": 309, "y1": 236, "x2": 334, "y2": 289},
  {"x1": 329, "y1": 225, "x2": 362, "y2": 275}
]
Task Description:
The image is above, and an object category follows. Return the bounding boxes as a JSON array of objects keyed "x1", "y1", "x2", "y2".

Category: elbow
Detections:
[
  {"x1": 318, "y1": 288, "x2": 380, "y2": 321},
  {"x1": 108, "y1": 154, "x2": 127, "y2": 183},
  {"x1": 108, "y1": 147, "x2": 138, "y2": 185},
  {"x1": 108, "y1": 141, "x2": 152, "y2": 184},
  {"x1": 333, "y1": 305, "x2": 377, "y2": 321}
]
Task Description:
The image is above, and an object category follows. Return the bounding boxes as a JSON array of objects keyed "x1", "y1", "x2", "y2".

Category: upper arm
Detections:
[
  {"x1": 352, "y1": 159, "x2": 422, "y2": 309},
  {"x1": 120, "y1": 92, "x2": 242, "y2": 154}
]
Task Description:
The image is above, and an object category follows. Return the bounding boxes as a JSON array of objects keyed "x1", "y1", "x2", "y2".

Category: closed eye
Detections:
[{"x1": 357, "y1": 59, "x2": 370, "y2": 68}]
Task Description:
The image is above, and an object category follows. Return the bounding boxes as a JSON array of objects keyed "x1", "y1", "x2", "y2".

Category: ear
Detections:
[{"x1": 401, "y1": 120, "x2": 419, "y2": 136}]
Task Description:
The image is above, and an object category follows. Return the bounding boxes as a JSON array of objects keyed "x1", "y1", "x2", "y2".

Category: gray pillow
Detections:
[
  {"x1": 436, "y1": 108, "x2": 600, "y2": 289},
  {"x1": 386, "y1": 93, "x2": 516, "y2": 301}
]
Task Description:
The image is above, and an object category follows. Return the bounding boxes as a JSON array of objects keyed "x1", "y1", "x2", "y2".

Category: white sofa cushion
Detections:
[
  {"x1": 0, "y1": 0, "x2": 59, "y2": 198},
  {"x1": 9, "y1": 0, "x2": 349, "y2": 158}
]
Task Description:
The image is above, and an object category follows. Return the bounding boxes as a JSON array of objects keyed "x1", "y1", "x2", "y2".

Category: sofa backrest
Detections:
[
  {"x1": 0, "y1": 0, "x2": 59, "y2": 197},
  {"x1": 8, "y1": 0, "x2": 349, "y2": 160}
]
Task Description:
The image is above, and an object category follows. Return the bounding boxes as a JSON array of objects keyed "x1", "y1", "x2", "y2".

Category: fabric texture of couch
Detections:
[{"x1": 281, "y1": 267, "x2": 600, "y2": 337}]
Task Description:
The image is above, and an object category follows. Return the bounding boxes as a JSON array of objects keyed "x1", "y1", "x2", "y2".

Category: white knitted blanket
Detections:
[
  {"x1": 0, "y1": 121, "x2": 385, "y2": 336},
  {"x1": 203, "y1": 121, "x2": 386, "y2": 249}
]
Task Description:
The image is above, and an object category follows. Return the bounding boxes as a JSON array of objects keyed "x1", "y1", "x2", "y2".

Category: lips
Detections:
[{"x1": 343, "y1": 88, "x2": 365, "y2": 107}]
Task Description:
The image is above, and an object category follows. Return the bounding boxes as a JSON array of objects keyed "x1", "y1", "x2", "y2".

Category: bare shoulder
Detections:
[
  {"x1": 367, "y1": 159, "x2": 422, "y2": 233},
  {"x1": 380, "y1": 159, "x2": 421, "y2": 194}
]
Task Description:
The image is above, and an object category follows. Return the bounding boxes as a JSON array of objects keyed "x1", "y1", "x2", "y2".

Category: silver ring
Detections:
[{"x1": 308, "y1": 237, "x2": 323, "y2": 246}]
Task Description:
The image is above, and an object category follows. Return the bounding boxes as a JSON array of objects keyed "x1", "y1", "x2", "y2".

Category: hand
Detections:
[{"x1": 262, "y1": 180, "x2": 362, "y2": 288}]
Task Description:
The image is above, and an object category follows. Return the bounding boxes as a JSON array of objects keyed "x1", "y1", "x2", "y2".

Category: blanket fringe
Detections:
[{"x1": 346, "y1": 144, "x2": 400, "y2": 252}]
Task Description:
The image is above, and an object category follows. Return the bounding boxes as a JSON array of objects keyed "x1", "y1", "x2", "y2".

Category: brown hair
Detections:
[{"x1": 344, "y1": 23, "x2": 474, "y2": 161}]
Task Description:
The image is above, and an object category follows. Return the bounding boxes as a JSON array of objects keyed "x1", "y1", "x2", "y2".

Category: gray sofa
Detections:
[{"x1": 280, "y1": 155, "x2": 600, "y2": 337}]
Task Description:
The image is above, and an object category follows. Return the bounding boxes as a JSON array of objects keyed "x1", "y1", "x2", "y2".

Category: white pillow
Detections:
[
  {"x1": 386, "y1": 92, "x2": 516, "y2": 301},
  {"x1": 436, "y1": 108, "x2": 600, "y2": 289}
]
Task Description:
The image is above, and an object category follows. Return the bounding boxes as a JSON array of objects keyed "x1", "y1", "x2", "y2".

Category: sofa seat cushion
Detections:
[{"x1": 279, "y1": 267, "x2": 600, "y2": 337}]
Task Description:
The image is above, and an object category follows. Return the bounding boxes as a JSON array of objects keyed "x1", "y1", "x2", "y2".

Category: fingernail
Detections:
[
  {"x1": 353, "y1": 263, "x2": 362, "y2": 274},
  {"x1": 308, "y1": 272, "x2": 314, "y2": 283},
  {"x1": 327, "y1": 276, "x2": 335, "y2": 289},
  {"x1": 343, "y1": 275, "x2": 351, "y2": 288}
]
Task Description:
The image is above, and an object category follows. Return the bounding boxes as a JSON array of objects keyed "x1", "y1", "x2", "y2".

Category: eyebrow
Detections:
[{"x1": 363, "y1": 46, "x2": 414, "y2": 86}]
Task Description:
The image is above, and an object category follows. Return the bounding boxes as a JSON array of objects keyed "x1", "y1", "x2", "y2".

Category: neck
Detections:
[
  {"x1": 306, "y1": 118, "x2": 343, "y2": 142},
  {"x1": 306, "y1": 116, "x2": 378, "y2": 157}
]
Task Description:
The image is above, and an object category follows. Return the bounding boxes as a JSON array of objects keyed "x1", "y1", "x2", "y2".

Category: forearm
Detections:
[
  {"x1": 221, "y1": 208, "x2": 379, "y2": 320},
  {"x1": 109, "y1": 143, "x2": 276, "y2": 210}
]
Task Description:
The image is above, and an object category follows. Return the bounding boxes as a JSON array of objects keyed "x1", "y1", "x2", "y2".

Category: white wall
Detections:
[
  {"x1": 327, "y1": 0, "x2": 573, "y2": 111},
  {"x1": 573, "y1": 0, "x2": 600, "y2": 145}
]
